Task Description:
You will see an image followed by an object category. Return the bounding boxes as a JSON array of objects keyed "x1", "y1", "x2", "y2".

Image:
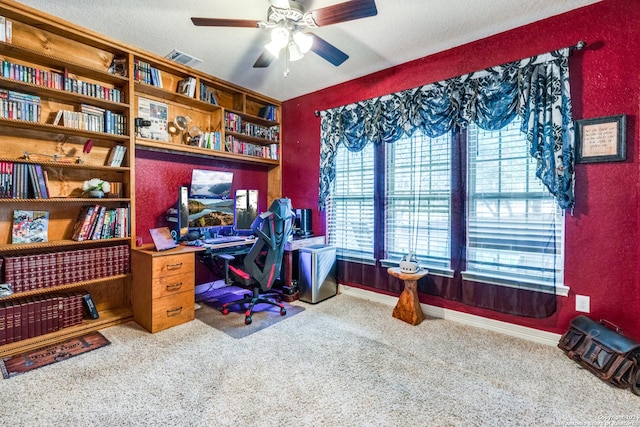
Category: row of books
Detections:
[
  {"x1": 0, "y1": 60, "x2": 124, "y2": 103},
  {"x1": 224, "y1": 136, "x2": 279, "y2": 160},
  {"x1": 0, "y1": 291, "x2": 86, "y2": 346},
  {"x1": 53, "y1": 107, "x2": 127, "y2": 135},
  {"x1": 258, "y1": 104, "x2": 277, "y2": 121},
  {"x1": 134, "y1": 59, "x2": 163, "y2": 88},
  {"x1": 0, "y1": 16, "x2": 13, "y2": 44},
  {"x1": 177, "y1": 77, "x2": 196, "y2": 98},
  {"x1": 63, "y1": 71, "x2": 124, "y2": 103},
  {"x1": 71, "y1": 205, "x2": 130, "y2": 242},
  {"x1": 3, "y1": 245, "x2": 130, "y2": 294},
  {"x1": 189, "y1": 131, "x2": 222, "y2": 150},
  {"x1": 0, "y1": 162, "x2": 49, "y2": 199},
  {"x1": 106, "y1": 145, "x2": 127, "y2": 167},
  {"x1": 199, "y1": 82, "x2": 218, "y2": 105},
  {"x1": 0, "y1": 89, "x2": 40, "y2": 122},
  {"x1": 224, "y1": 112, "x2": 280, "y2": 141}
]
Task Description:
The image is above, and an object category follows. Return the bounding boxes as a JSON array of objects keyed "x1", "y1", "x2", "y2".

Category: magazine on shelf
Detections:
[
  {"x1": 12, "y1": 210, "x2": 49, "y2": 244},
  {"x1": 137, "y1": 97, "x2": 168, "y2": 141}
]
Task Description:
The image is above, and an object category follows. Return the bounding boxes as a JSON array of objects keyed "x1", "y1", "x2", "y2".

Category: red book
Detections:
[
  {"x1": 33, "y1": 296, "x2": 42, "y2": 337},
  {"x1": 13, "y1": 299, "x2": 23, "y2": 342},
  {"x1": 4, "y1": 301, "x2": 14, "y2": 344},
  {"x1": 0, "y1": 302, "x2": 6, "y2": 345},
  {"x1": 26, "y1": 297, "x2": 35, "y2": 338}
]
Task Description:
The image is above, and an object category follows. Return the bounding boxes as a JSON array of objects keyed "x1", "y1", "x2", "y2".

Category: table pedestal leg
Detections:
[{"x1": 392, "y1": 280, "x2": 425, "y2": 326}]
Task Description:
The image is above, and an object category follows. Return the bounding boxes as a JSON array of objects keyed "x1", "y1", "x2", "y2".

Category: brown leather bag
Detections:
[{"x1": 558, "y1": 315, "x2": 640, "y2": 395}]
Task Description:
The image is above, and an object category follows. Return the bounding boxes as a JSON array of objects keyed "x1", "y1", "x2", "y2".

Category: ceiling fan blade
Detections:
[
  {"x1": 253, "y1": 50, "x2": 276, "y2": 68},
  {"x1": 311, "y1": 0, "x2": 378, "y2": 26},
  {"x1": 308, "y1": 33, "x2": 349, "y2": 66},
  {"x1": 191, "y1": 17, "x2": 260, "y2": 28}
]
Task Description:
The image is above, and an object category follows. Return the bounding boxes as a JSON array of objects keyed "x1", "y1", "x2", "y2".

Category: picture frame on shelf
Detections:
[{"x1": 575, "y1": 114, "x2": 626, "y2": 163}]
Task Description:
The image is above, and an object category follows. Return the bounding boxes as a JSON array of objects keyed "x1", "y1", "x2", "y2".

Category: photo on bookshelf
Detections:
[
  {"x1": 137, "y1": 97, "x2": 168, "y2": 141},
  {"x1": 12, "y1": 210, "x2": 49, "y2": 243}
]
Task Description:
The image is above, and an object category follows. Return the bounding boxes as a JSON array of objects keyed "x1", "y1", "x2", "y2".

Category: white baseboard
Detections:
[{"x1": 339, "y1": 285, "x2": 561, "y2": 347}]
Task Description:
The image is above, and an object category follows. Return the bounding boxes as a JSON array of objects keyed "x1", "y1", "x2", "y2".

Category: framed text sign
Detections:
[{"x1": 575, "y1": 114, "x2": 626, "y2": 163}]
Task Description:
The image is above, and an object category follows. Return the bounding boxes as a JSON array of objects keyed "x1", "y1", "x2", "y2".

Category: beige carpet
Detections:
[{"x1": 1, "y1": 294, "x2": 638, "y2": 426}]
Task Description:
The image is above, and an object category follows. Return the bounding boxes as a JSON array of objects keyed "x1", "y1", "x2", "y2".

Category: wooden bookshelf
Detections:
[{"x1": 0, "y1": 0, "x2": 282, "y2": 355}]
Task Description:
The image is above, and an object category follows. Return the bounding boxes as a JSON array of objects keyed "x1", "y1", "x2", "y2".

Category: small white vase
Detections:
[{"x1": 89, "y1": 190, "x2": 104, "y2": 198}]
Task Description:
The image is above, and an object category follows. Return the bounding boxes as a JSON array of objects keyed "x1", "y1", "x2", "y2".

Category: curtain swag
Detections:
[{"x1": 319, "y1": 48, "x2": 575, "y2": 210}]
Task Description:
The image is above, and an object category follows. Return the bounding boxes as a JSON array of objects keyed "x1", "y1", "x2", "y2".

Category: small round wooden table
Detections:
[{"x1": 387, "y1": 267, "x2": 428, "y2": 326}]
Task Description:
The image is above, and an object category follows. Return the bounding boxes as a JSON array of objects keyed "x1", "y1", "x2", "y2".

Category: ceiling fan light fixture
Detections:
[
  {"x1": 265, "y1": 40, "x2": 283, "y2": 58},
  {"x1": 293, "y1": 31, "x2": 313, "y2": 54},
  {"x1": 270, "y1": 26, "x2": 290, "y2": 49},
  {"x1": 288, "y1": 42, "x2": 304, "y2": 62}
]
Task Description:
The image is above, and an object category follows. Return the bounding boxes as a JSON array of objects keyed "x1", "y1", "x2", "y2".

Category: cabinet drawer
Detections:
[
  {"x1": 152, "y1": 271, "x2": 194, "y2": 299},
  {"x1": 151, "y1": 291, "x2": 195, "y2": 333},
  {"x1": 152, "y1": 253, "x2": 195, "y2": 276}
]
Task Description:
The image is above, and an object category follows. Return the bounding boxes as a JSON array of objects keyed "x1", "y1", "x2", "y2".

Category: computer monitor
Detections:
[
  {"x1": 187, "y1": 169, "x2": 235, "y2": 236},
  {"x1": 175, "y1": 185, "x2": 189, "y2": 241},
  {"x1": 188, "y1": 197, "x2": 234, "y2": 229},
  {"x1": 190, "y1": 169, "x2": 233, "y2": 199},
  {"x1": 234, "y1": 189, "x2": 259, "y2": 235}
]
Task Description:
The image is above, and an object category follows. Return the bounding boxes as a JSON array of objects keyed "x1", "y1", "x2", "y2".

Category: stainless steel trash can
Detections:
[{"x1": 298, "y1": 244, "x2": 337, "y2": 303}]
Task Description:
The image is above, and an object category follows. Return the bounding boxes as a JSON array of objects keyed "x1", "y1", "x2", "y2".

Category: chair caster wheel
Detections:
[
  {"x1": 222, "y1": 308, "x2": 229, "y2": 315},
  {"x1": 280, "y1": 307, "x2": 287, "y2": 316},
  {"x1": 245, "y1": 316, "x2": 252, "y2": 325}
]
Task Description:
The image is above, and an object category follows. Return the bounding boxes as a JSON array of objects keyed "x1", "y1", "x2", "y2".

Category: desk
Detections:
[
  {"x1": 131, "y1": 236, "x2": 322, "y2": 332},
  {"x1": 131, "y1": 240, "x2": 254, "y2": 333},
  {"x1": 387, "y1": 267, "x2": 428, "y2": 326}
]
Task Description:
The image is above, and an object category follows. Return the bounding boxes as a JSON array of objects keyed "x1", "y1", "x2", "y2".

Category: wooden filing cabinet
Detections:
[{"x1": 131, "y1": 246, "x2": 198, "y2": 333}]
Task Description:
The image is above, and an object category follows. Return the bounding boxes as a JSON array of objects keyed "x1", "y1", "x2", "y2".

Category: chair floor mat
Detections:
[{"x1": 195, "y1": 286, "x2": 304, "y2": 339}]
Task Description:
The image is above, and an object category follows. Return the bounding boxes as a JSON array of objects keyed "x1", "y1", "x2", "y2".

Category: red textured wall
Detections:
[{"x1": 282, "y1": 0, "x2": 640, "y2": 336}]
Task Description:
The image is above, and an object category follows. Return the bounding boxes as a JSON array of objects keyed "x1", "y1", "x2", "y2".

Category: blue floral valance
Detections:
[{"x1": 319, "y1": 48, "x2": 575, "y2": 210}]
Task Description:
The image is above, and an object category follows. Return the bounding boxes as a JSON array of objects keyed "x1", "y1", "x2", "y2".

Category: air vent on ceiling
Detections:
[{"x1": 165, "y1": 50, "x2": 202, "y2": 67}]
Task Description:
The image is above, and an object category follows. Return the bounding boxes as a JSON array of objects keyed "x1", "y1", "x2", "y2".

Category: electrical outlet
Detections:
[{"x1": 575, "y1": 295, "x2": 590, "y2": 313}]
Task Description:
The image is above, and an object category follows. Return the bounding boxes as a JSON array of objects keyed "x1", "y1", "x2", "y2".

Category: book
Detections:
[
  {"x1": 0, "y1": 16, "x2": 5, "y2": 43},
  {"x1": 12, "y1": 210, "x2": 49, "y2": 243},
  {"x1": 82, "y1": 293, "x2": 99, "y2": 319}
]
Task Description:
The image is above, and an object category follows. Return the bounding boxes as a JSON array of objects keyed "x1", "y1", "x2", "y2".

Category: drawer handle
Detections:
[
  {"x1": 166, "y1": 262, "x2": 183, "y2": 270},
  {"x1": 166, "y1": 282, "x2": 183, "y2": 291},
  {"x1": 167, "y1": 306, "x2": 183, "y2": 316}
]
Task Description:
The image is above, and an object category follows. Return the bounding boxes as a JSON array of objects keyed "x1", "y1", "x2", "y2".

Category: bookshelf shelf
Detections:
[
  {"x1": 0, "y1": 76, "x2": 129, "y2": 113},
  {"x1": 0, "y1": 237, "x2": 132, "y2": 254},
  {"x1": 0, "y1": 157, "x2": 130, "y2": 172},
  {"x1": 225, "y1": 130, "x2": 279, "y2": 146},
  {"x1": 0, "y1": 117, "x2": 130, "y2": 141},
  {"x1": 0, "y1": 41, "x2": 129, "y2": 86},
  {"x1": 135, "y1": 137, "x2": 279, "y2": 166},
  {"x1": 0, "y1": 274, "x2": 131, "y2": 301},
  {"x1": 0, "y1": 306, "x2": 133, "y2": 358}
]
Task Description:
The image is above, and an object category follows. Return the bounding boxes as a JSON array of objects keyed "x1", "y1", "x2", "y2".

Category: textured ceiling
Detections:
[{"x1": 16, "y1": 0, "x2": 600, "y2": 101}]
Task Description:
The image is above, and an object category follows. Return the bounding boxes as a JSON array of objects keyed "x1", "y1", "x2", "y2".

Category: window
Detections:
[
  {"x1": 464, "y1": 117, "x2": 564, "y2": 289},
  {"x1": 327, "y1": 117, "x2": 565, "y2": 291},
  {"x1": 326, "y1": 142, "x2": 375, "y2": 263},
  {"x1": 385, "y1": 130, "x2": 451, "y2": 270}
]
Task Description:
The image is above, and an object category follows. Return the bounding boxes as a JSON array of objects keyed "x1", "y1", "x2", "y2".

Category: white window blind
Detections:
[
  {"x1": 327, "y1": 143, "x2": 375, "y2": 262},
  {"x1": 465, "y1": 117, "x2": 564, "y2": 288},
  {"x1": 385, "y1": 131, "x2": 451, "y2": 269}
]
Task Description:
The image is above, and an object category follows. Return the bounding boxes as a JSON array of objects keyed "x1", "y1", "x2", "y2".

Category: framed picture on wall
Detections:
[{"x1": 575, "y1": 114, "x2": 626, "y2": 163}]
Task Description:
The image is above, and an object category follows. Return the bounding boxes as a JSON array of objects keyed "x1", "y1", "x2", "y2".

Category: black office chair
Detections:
[{"x1": 221, "y1": 198, "x2": 295, "y2": 325}]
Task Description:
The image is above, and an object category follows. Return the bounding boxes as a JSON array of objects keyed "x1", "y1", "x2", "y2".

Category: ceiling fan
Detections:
[{"x1": 191, "y1": 0, "x2": 378, "y2": 69}]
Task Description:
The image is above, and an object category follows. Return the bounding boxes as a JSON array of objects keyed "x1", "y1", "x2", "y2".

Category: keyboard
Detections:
[{"x1": 202, "y1": 235, "x2": 248, "y2": 245}]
